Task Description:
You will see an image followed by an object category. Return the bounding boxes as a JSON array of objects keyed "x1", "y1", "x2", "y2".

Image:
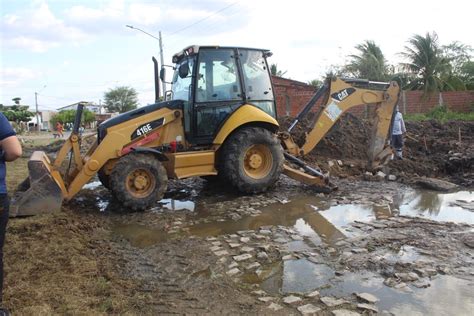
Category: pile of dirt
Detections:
[
  {"x1": 388, "y1": 120, "x2": 474, "y2": 186},
  {"x1": 279, "y1": 113, "x2": 370, "y2": 160},
  {"x1": 279, "y1": 114, "x2": 474, "y2": 186}
]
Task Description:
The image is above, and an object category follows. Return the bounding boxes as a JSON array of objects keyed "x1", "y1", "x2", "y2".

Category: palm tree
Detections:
[
  {"x1": 270, "y1": 64, "x2": 287, "y2": 77},
  {"x1": 399, "y1": 32, "x2": 450, "y2": 94},
  {"x1": 345, "y1": 40, "x2": 388, "y2": 81}
]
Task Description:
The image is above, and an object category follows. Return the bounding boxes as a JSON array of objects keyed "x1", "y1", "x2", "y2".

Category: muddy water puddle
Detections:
[
  {"x1": 109, "y1": 187, "x2": 474, "y2": 315},
  {"x1": 396, "y1": 190, "x2": 474, "y2": 224},
  {"x1": 323, "y1": 271, "x2": 474, "y2": 315},
  {"x1": 244, "y1": 258, "x2": 473, "y2": 315},
  {"x1": 188, "y1": 196, "x2": 383, "y2": 244},
  {"x1": 112, "y1": 223, "x2": 170, "y2": 248},
  {"x1": 112, "y1": 189, "x2": 474, "y2": 248}
]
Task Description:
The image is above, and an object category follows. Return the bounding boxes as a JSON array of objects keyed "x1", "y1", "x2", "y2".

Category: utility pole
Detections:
[
  {"x1": 159, "y1": 31, "x2": 166, "y2": 98},
  {"x1": 125, "y1": 25, "x2": 166, "y2": 98},
  {"x1": 35, "y1": 92, "x2": 40, "y2": 132}
]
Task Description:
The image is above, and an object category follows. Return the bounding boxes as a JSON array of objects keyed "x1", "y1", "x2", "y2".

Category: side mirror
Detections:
[
  {"x1": 178, "y1": 62, "x2": 189, "y2": 79},
  {"x1": 160, "y1": 67, "x2": 166, "y2": 82}
]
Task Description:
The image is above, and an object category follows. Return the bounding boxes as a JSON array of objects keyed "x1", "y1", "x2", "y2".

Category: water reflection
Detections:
[
  {"x1": 243, "y1": 259, "x2": 334, "y2": 295},
  {"x1": 395, "y1": 190, "x2": 474, "y2": 224},
  {"x1": 188, "y1": 195, "x2": 346, "y2": 244},
  {"x1": 160, "y1": 198, "x2": 195, "y2": 212},
  {"x1": 83, "y1": 181, "x2": 102, "y2": 190}
]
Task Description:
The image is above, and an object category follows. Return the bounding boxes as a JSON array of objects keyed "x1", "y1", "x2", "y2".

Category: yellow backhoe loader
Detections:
[{"x1": 11, "y1": 46, "x2": 399, "y2": 217}]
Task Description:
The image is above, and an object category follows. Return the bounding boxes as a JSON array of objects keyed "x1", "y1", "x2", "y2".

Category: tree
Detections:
[
  {"x1": 441, "y1": 41, "x2": 473, "y2": 90},
  {"x1": 344, "y1": 40, "x2": 388, "y2": 81},
  {"x1": 104, "y1": 86, "x2": 139, "y2": 113},
  {"x1": 443, "y1": 41, "x2": 472, "y2": 75},
  {"x1": 399, "y1": 32, "x2": 451, "y2": 94},
  {"x1": 50, "y1": 109, "x2": 95, "y2": 129},
  {"x1": 459, "y1": 61, "x2": 474, "y2": 90},
  {"x1": 12, "y1": 97, "x2": 21, "y2": 105},
  {"x1": 2, "y1": 105, "x2": 34, "y2": 123},
  {"x1": 270, "y1": 64, "x2": 287, "y2": 77},
  {"x1": 307, "y1": 79, "x2": 323, "y2": 89}
]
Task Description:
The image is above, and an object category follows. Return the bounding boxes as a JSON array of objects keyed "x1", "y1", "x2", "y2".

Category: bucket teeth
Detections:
[{"x1": 10, "y1": 151, "x2": 63, "y2": 217}]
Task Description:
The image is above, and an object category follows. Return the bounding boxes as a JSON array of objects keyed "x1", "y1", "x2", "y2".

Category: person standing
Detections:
[
  {"x1": 56, "y1": 121, "x2": 64, "y2": 138},
  {"x1": 0, "y1": 113, "x2": 22, "y2": 316},
  {"x1": 391, "y1": 106, "x2": 406, "y2": 159}
]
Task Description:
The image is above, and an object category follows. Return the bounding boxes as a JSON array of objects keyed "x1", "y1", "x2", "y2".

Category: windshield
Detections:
[{"x1": 171, "y1": 56, "x2": 195, "y2": 101}]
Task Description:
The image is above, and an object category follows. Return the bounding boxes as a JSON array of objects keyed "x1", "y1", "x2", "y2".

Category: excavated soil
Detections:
[{"x1": 280, "y1": 114, "x2": 474, "y2": 186}]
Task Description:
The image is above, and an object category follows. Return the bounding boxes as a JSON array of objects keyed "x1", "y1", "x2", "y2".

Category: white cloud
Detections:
[
  {"x1": 0, "y1": 67, "x2": 41, "y2": 88},
  {"x1": 66, "y1": 0, "x2": 124, "y2": 21},
  {"x1": 1, "y1": 2, "x2": 89, "y2": 52},
  {"x1": 129, "y1": 3, "x2": 162, "y2": 25}
]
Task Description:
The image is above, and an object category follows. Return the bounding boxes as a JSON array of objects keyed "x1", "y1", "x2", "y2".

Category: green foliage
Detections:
[
  {"x1": 459, "y1": 61, "x2": 474, "y2": 89},
  {"x1": 404, "y1": 105, "x2": 474, "y2": 122},
  {"x1": 345, "y1": 40, "x2": 389, "y2": 81},
  {"x1": 104, "y1": 86, "x2": 138, "y2": 113},
  {"x1": 307, "y1": 79, "x2": 323, "y2": 88},
  {"x1": 0, "y1": 105, "x2": 34, "y2": 123},
  {"x1": 270, "y1": 64, "x2": 287, "y2": 77},
  {"x1": 12, "y1": 97, "x2": 21, "y2": 105},
  {"x1": 50, "y1": 108, "x2": 95, "y2": 128},
  {"x1": 442, "y1": 41, "x2": 472, "y2": 75},
  {"x1": 399, "y1": 32, "x2": 464, "y2": 94}
]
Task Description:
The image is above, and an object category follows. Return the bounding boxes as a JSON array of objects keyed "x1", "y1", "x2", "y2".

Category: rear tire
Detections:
[
  {"x1": 221, "y1": 126, "x2": 283, "y2": 193},
  {"x1": 110, "y1": 153, "x2": 168, "y2": 212}
]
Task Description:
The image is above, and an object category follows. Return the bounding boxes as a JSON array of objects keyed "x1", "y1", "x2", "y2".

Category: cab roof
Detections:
[{"x1": 172, "y1": 45, "x2": 272, "y2": 63}]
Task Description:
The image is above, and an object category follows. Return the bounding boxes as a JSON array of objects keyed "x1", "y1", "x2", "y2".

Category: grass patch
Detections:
[
  {"x1": 6, "y1": 157, "x2": 28, "y2": 192},
  {"x1": 405, "y1": 106, "x2": 474, "y2": 122}
]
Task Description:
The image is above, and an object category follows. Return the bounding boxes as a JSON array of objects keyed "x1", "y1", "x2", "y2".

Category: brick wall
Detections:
[
  {"x1": 272, "y1": 76, "x2": 474, "y2": 118},
  {"x1": 272, "y1": 76, "x2": 316, "y2": 117}
]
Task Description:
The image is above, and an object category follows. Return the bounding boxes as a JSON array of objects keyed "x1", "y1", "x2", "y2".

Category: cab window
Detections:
[
  {"x1": 196, "y1": 49, "x2": 242, "y2": 103},
  {"x1": 240, "y1": 50, "x2": 275, "y2": 117}
]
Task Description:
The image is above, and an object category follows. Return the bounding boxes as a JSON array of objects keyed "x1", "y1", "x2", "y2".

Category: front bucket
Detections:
[{"x1": 10, "y1": 151, "x2": 64, "y2": 217}]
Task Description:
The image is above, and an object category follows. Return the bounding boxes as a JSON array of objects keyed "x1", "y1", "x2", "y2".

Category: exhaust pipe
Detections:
[{"x1": 152, "y1": 56, "x2": 160, "y2": 103}]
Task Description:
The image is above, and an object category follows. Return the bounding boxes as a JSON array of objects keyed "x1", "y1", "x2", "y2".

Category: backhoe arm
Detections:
[{"x1": 283, "y1": 77, "x2": 400, "y2": 167}]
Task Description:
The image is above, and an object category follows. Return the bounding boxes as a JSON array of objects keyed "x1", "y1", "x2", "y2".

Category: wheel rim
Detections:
[
  {"x1": 243, "y1": 144, "x2": 273, "y2": 179},
  {"x1": 125, "y1": 168, "x2": 156, "y2": 198}
]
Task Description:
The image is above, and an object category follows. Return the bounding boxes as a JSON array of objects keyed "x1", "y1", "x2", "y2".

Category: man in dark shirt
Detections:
[{"x1": 0, "y1": 113, "x2": 22, "y2": 315}]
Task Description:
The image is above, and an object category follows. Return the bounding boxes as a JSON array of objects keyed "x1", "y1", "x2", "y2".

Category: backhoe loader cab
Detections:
[
  {"x1": 11, "y1": 45, "x2": 400, "y2": 217},
  {"x1": 166, "y1": 46, "x2": 277, "y2": 144}
]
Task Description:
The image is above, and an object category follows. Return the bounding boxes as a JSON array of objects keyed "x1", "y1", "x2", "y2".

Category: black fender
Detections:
[{"x1": 131, "y1": 147, "x2": 169, "y2": 161}]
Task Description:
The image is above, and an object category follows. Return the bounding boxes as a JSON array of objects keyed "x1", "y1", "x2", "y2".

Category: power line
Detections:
[{"x1": 166, "y1": 1, "x2": 239, "y2": 36}]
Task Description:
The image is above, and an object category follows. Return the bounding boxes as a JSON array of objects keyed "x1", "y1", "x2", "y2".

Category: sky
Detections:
[{"x1": 1, "y1": 0, "x2": 473, "y2": 111}]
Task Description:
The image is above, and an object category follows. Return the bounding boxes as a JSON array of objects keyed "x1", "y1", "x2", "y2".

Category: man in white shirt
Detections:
[{"x1": 391, "y1": 106, "x2": 406, "y2": 159}]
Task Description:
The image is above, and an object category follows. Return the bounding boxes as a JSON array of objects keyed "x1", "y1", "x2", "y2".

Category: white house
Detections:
[{"x1": 57, "y1": 101, "x2": 106, "y2": 114}]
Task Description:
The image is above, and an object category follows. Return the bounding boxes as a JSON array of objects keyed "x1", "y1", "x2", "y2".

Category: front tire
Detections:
[
  {"x1": 221, "y1": 126, "x2": 283, "y2": 193},
  {"x1": 110, "y1": 153, "x2": 168, "y2": 212},
  {"x1": 98, "y1": 168, "x2": 110, "y2": 189}
]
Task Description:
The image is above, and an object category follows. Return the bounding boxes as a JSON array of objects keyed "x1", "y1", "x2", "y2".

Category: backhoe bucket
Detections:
[{"x1": 10, "y1": 151, "x2": 64, "y2": 217}]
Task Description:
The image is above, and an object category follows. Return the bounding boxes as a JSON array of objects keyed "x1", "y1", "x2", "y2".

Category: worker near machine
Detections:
[
  {"x1": 56, "y1": 121, "x2": 64, "y2": 138},
  {"x1": 391, "y1": 106, "x2": 406, "y2": 159},
  {"x1": 0, "y1": 112, "x2": 22, "y2": 315}
]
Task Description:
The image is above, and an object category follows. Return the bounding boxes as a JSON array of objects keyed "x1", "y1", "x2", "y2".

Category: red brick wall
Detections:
[
  {"x1": 272, "y1": 76, "x2": 316, "y2": 117},
  {"x1": 272, "y1": 76, "x2": 474, "y2": 118},
  {"x1": 401, "y1": 90, "x2": 474, "y2": 114}
]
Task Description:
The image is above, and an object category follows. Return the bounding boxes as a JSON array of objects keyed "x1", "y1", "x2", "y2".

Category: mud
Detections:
[
  {"x1": 5, "y1": 119, "x2": 474, "y2": 314},
  {"x1": 280, "y1": 114, "x2": 474, "y2": 187}
]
